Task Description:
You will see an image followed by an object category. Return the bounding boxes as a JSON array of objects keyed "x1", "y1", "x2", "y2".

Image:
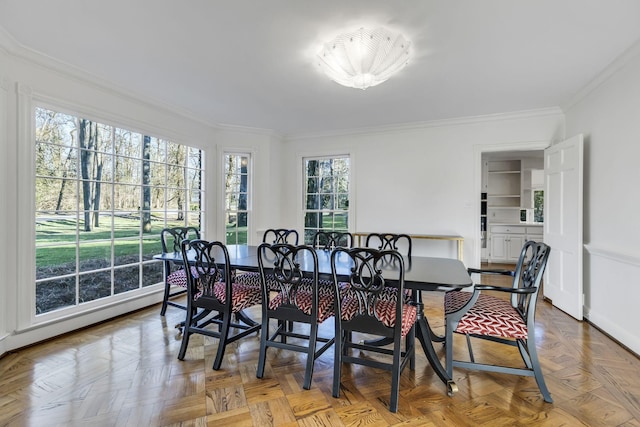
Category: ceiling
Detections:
[{"x1": 1, "y1": 1, "x2": 640, "y2": 137}]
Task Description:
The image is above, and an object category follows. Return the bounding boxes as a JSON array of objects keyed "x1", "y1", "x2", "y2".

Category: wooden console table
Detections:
[{"x1": 353, "y1": 232, "x2": 464, "y2": 262}]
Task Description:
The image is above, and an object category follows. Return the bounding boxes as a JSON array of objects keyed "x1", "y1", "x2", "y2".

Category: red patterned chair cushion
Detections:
[
  {"x1": 376, "y1": 286, "x2": 412, "y2": 304},
  {"x1": 339, "y1": 291, "x2": 417, "y2": 337},
  {"x1": 268, "y1": 284, "x2": 335, "y2": 323},
  {"x1": 445, "y1": 291, "x2": 527, "y2": 339},
  {"x1": 236, "y1": 272, "x2": 337, "y2": 292},
  {"x1": 194, "y1": 281, "x2": 262, "y2": 312},
  {"x1": 166, "y1": 267, "x2": 199, "y2": 287},
  {"x1": 234, "y1": 271, "x2": 280, "y2": 291}
]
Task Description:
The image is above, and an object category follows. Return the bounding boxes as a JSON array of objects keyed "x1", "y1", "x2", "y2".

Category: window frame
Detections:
[
  {"x1": 222, "y1": 151, "x2": 252, "y2": 245},
  {"x1": 28, "y1": 101, "x2": 205, "y2": 324},
  {"x1": 301, "y1": 154, "x2": 351, "y2": 245}
]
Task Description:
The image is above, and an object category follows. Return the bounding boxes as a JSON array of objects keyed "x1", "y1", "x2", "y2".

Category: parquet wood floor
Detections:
[{"x1": 2, "y1": 265, "x2": 639, "y2": 426}]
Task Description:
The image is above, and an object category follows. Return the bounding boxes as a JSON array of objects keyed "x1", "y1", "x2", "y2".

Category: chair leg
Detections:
[
  {"x1": 332, "y1": 328, "x2": 343, "y2": 398},
  {"x1": 213, "y1": 313, "x2": 232, "y2": 370},
  {"x1": 525, "y1": 337, "x2": 553, "y2": 403},
  {"x1": 389, "y1": 337, "x2": 402, "y2": 413},
  {"x1": 465, "y1": 334, "x2": 475, "y2": 363},
  {"x1": 517, "y1": 339, "x2": 533, "y2": 369},
  {"x1": 303, "y1": 322, "x2": 319, "y2": 390},
  {"x1": 160, "y1": 279, "x2": 171, "y2": 316},
  {"x1": 277, "y1": 320, "x2": 287, "y2": 343},
  {"x1": 177, "y1": 325, "x2": 191, "y2": 360},
  {"x1": 256, "y1": 318, "x2": 269, "y2": 379},
  {"x1": 177, "y1": 301, "x2": 196, "y2": 359}
]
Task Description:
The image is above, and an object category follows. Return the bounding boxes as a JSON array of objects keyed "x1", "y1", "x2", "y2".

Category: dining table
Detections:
[{"x1": 154, "y1": 244, "x2": 472, "y2": 395}]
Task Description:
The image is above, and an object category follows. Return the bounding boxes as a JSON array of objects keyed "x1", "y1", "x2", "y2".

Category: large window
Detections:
[
  {"x1": 303, "y1": 156, "x2": 350, "y2": 244},
  {"x1": 224, "y1": 153, "x2": 250, "y2": 245},
  {"x1": 35, "y1": 107, "x2": 203, "y2": 315}
]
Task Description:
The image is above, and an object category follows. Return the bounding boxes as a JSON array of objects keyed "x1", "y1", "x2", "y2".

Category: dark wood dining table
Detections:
[{"x1": 154, "y1": 244, "x2": 472, "y2": 395}]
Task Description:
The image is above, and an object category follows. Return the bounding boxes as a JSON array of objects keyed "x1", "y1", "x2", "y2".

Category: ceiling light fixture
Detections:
[{"x1": 317, "y1": 27, "x2": 412, "y2": 90}]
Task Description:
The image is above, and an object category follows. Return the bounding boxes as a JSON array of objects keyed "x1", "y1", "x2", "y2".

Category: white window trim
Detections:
[
  {"x1": 297, "y1": 150, "x2": 355, "y2": 240},
  {"x1": 16, "y1": 84, "x2": 208, "y2": 331},
  {"x1": 218, "y1": 147, "x2": 255, "y2": 244},
  {"x1": 0, "y1": 76, "x2": 8, "y2": 343}
]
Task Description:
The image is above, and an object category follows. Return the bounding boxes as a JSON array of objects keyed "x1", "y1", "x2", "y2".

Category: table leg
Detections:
[
  {"x1": 425, "y1": 311, "x2": 445, "y2": 343},
  {"x1": 412, "y1": 291, "x2": 458, "y2": 396}
]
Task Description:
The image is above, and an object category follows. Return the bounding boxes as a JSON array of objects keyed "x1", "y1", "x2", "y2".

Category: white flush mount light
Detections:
[{"x1": 317, "y1": 27, "x2": 412, "y2": 90}]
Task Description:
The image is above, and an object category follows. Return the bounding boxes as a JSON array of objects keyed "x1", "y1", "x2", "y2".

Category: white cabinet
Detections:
[
  {"x1": 491, "y1": 234, "x2": 525, "y2": 262},
  {"x1": 489, "y1": 225, "x2": 526, "y2": 263},
  {"x1": 490, "y1": 234, "x2": 508, "y2": 260}
]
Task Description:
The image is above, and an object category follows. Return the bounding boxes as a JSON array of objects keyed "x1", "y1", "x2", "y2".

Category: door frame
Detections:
[{"x1": 473, "y1": 141, "x2": 550, "y2": 269}]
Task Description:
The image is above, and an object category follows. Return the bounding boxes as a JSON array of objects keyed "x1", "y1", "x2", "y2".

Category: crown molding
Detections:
[
  {"x1": 217, "y1": 123, "x2": 283, "y2": 139},
  {"x1": 0, "y1": 26, "x2": 17, "y2": 54},
  {"x1": 286, "y1": 107, "x2": 564, "y2": 141},
  {"x1": 564, "y1": 37, "x2": 640, "y2": 111}
]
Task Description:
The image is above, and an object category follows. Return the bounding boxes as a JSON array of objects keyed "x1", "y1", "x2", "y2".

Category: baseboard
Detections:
[{"x1": 584, "y1": 316, "x2": 640, "y2": 359}]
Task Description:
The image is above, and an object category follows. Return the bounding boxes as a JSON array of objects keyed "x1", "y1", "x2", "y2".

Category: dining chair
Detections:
[
  {"x1": 365, "y1": 233, "x2": 412, "y2": 258},
  {"x1": 331, "y1": 247, "x2": 417, "y2": 413},
  {"x1": 364, "y1": 232, "x2": 412, "y2": 301},
  {"x1": 311, "y1": 230, "x2": 353, "y2": 289},
  {"x1": 159, "y1": 226, "x2": 200, "y2": 316},
  {"x1": 177, "y1": 239, "x2": 262, "y2": 370},
  {"x1": 362, "y1": 233, "x2": 413, "y2": 348},
  {"x1": 312, "y1": 230, "x2": 353, "y2": 250},
  {"x1": 263, "y1": 228, "x2": 299, "y2": 245},
  {"x1": 234, "y1": 228, "x2": 299, "y2": 290},
  {"x1": 255, "y1": 243, "x2": 335, "y2": 390},
  {"x1": 444, "y1": 240, "x2": 553, "y2": 402}
]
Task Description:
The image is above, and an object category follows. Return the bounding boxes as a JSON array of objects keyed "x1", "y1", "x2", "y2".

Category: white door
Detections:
[{"x1": 543, "y1": 134, "x2": 584, "y2": 320}]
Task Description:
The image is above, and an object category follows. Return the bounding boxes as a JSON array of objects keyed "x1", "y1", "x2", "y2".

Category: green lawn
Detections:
[
  {"x1": 36, "y1": 214, "x2": 188, "y2": 268},
  {"x1": 36, "y1": 212, "x2": 345, "y2": 268}
]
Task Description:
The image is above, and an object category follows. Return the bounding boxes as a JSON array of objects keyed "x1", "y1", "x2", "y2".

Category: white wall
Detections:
[
  {"x1": 565, "y1": 42, "x2": 640, "y2": 355},
  {"x1": 284, "y1": 111, "x2": 564, "y2": 263},
  {"x1": 0, "y1": 42, "x2": 283, "y2": 352}
]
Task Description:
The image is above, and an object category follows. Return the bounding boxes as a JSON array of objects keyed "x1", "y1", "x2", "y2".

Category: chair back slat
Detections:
[
  {"x1": 263, "y1": 228, "x2": 299, "y2": 245},
  {"x1": 365, "y1": 233, "x2": 412, "y2": 258},
  {"x1": 332, "y1": 247, "x2": 405, "y2": 329},
  {"x1": 511, "y1": 240, "x2": 551, "y2": 320},
  {"x1": 161, "y1": 227, "x2": 200, "y2": 253},
  {"x1": 257, "y1": 243, "x2": 317, "y2": 313},
  {"x1": 312, "y1": 231, "x2": 353, "y2": 250},
  {"x1": 180, "y1": 239, "x2": 229, "y2": 305}
]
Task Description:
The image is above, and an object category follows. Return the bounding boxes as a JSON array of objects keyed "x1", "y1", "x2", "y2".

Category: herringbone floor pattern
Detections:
[{"x1": 1, "y1": 266, "x2": 639, "y2": 426}]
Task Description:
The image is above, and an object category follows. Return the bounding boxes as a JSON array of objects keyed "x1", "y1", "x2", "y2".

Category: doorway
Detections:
[{"x1": 473, "y1": 141, "x2": 549, "y2": 268}]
